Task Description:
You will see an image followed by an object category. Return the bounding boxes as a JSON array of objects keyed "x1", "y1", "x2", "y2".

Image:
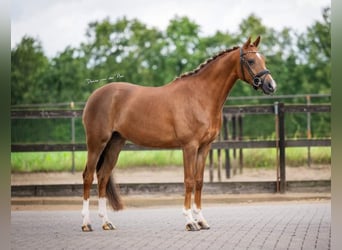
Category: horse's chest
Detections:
[{"x1": 202, "y1": 117, "x2": 221, "y2": 143}]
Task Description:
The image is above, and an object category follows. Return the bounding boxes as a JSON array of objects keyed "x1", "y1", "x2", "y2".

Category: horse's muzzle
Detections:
[{"x1": 261, "y1": 78, "x2": 277, "y2": 95}]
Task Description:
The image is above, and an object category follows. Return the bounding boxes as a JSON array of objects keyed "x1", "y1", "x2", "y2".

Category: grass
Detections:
[
  {"x1": 242, "y1": 147, "x2": 331, "y2": 168},
  {"x1": 11, "y1": 150, "x2": 184, "y2": 172},
  {"x1": 11, "y1": 147, "x2": 331, "y2": 173}
]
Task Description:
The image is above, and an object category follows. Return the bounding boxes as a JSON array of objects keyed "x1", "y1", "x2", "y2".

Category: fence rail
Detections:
[
  {"x1": 10, "y1": 104, "x2": 331, "y2": 119},
  {"x1": 11, "y1": 103, "x2": 331, "y2": 193},
  {"x1": 11, "y1": 139, "x2": 330, "y2": 152},
  {"x1": 10, "y1": 93, "x2": 331, "y2": 110}
]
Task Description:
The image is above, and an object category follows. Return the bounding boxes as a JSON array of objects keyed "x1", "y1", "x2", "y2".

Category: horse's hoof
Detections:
[
  {"x1": 185, "y1": 222, "x2": 200, "y2": 231},
  {"x1": 82, "y1": 224, "x2": 93, "y2": 232},
  {"x1": 197, "y1": 220, "x2": 210, "y2": 230},
  {"x1": 102, "y1": 221, "x2": 116, "y2": 230}
]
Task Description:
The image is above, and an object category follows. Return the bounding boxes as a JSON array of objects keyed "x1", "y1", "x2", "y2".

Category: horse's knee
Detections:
[
  {"x1": 195, "y1": 179, "x2": 203, "y2": 191},
  {"x1": 185, "y1": 178, "x2": 195, "y2": 192}
]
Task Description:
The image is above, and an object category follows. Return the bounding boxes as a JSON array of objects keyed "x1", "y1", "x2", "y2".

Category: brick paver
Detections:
[{"x1": 11, "y1": 202, "x2": 330, "y2": 250}]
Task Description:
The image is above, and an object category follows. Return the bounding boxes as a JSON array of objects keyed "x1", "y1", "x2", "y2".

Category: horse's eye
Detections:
[{"x1": 248, "y1": 59, "x2": 255, "y2": 65}]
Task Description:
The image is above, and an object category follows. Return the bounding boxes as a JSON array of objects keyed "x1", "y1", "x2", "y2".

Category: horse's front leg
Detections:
[
  {"x1": 182, "y1": 144, "x2": 201, "y2": 231},
  {"x1": 193, "y1": 143, "x2": 211, "y2": 230}
]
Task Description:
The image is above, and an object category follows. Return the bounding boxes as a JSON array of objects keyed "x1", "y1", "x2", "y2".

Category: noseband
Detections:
[{"x1": 240, "y1": 47, "x2": 271, "y2": 90}]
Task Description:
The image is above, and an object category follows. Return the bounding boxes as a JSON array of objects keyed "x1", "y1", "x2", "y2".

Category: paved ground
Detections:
[{"x1": 11, "y1": 201, "x2": 330, "y2": 250}]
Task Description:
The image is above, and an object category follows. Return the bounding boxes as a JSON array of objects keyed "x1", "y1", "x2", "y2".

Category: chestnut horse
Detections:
[{"x1": 81, "y1": 36, "x2": 276, "y2": 232}]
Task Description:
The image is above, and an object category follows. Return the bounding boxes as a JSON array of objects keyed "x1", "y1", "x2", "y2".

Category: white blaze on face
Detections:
[{"x1": 256, "y1": 52, "x2": 262, "y2": 60}]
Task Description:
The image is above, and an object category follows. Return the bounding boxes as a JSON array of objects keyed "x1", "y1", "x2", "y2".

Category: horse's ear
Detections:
[
  {"x1": 243, "y1": 37, "x2": 252, "y2": 49},
  {"x1": 253, "y1": 36, "x2": 261, "y2": 47}
]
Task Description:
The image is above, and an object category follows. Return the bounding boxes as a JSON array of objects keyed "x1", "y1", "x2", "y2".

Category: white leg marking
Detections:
[
  {"x1": 192, "y1": 204, "x2": 205, "y2": 222},
  {"x1": 81, "y1": 199, "x2": 90, "y2": 225},
  {"x1": 98, "y1": 197, "x2": 109, "y2": 224},
  {"x1": 182, "y1": 207, "x2": 195, "y2": 224},
  {"x1": 193, "y1": 204, "x2": 210, "y2": 229}
]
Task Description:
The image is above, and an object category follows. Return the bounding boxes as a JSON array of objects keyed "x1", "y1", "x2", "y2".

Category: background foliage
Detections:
[{"x1": 11, "y1": 8, "x2": 331, "y2": 143}]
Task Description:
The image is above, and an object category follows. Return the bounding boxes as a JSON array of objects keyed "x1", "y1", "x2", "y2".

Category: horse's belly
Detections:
[
  {"x1": 121, "y1": 128, "x2": 180, "y2": 148},
  {"x1": 116, "y1": 115, "x2": 180, "y2": 148}
]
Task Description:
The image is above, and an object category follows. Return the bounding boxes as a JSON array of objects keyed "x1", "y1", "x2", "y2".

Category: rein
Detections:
[{"x1": 240, "y1": 47, "x2": 271, "y2": 90}]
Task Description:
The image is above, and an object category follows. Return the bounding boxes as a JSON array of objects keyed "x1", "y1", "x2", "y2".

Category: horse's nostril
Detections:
[{"x1": 268, "y1": 83, "x2": 274, "y2": 91}]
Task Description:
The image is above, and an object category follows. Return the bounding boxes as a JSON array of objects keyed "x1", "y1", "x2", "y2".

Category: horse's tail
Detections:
[
  {"x1": 96, "y1": 143, "x2": 124, "y2": 211},
  {"x1": 106, "y1": 175, "x2": 124, "y2": 211}
]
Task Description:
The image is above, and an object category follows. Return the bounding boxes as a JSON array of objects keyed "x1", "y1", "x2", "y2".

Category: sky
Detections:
[{"x1": 11, "y1": 0, "x2": 330, "y2": 58}]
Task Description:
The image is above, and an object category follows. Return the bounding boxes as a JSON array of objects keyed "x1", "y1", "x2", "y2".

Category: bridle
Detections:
[{"x1": 240, "y1": 47, "x2": 271, "y2": 90}]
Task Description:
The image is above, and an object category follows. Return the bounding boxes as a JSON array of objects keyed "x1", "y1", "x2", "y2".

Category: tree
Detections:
[
  {"x1": 11, "y1": 36, "x2": 49, "y2": 104},
  {"x1": 164, "y1": 16, "x2": 202, "y2": 79},
  {"x1": 297, "y1": 7, "x2": 331, "y2": 94},
  {"x1": 83, "y1": 17, "x2": 168, "y2": 86},
  {"x1": 42, "y1": 46, "x2": 91, "y2": 103}
]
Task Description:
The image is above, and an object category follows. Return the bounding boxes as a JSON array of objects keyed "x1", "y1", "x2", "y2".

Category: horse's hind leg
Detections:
[
  {"x1": 81, "y1": 137, "x2": 109, "y2": 232},
  {"x1": 96, "y1": 132, "x2": 125, "y2": 230}
]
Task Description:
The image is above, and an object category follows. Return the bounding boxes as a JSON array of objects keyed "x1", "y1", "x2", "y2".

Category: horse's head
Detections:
[{"x1": 239, "y1": 36, "x2": 276, "y2": 95}]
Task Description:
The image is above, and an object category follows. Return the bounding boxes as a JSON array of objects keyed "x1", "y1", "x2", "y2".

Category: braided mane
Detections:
[{"x1": 175, "y1": 46, "x2": 240, "y2": 80}]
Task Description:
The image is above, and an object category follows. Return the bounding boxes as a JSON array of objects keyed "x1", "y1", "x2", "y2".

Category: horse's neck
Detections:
[{"x1": 183, "y1": 51, "x2": 239, "y2": 114}]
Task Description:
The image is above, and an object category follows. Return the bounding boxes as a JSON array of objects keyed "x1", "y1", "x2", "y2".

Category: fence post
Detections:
[
  {"x1": 223, "y1": 115, "x2": 231, "y2": 178},
  {"x1": 209, "y1": 149, "x2": 214, "y2": 182},
  {"x1": 238, "y1": 115, "x2": 243, "y2": 174},
  {"x1": 274, "y1": 102, "x2": 280, "y2": 192},
  {"x1": 306, "y1": 95, "x2": 312, "y2": 167},
  {"x1": 217, "y1": 132, "x2": 222, "y2": 182},
  {"x1": 278, "y1": 102, "x2": 286, "y2": 193},
  {"x1": 232, "y1": 115, "x2": 237, "y2": 175},
  {"x1": 70, "y1": 101, "x2": 75, "y2": 174}
]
